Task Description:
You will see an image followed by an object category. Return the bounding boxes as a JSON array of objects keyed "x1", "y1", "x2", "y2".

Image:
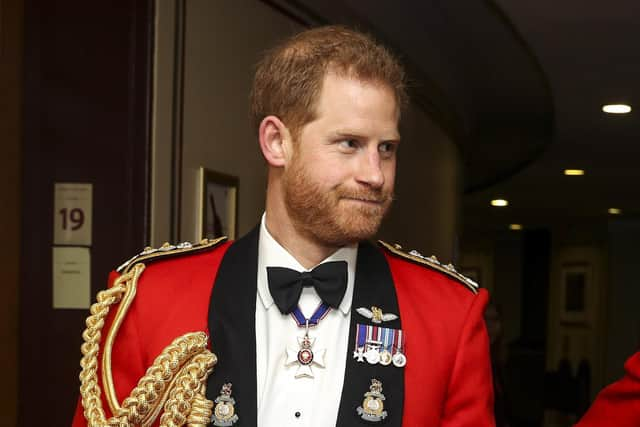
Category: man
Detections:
[
  {"x1": 574, "y1": 350, "x2": 640, "y2": 426},
  {"x1": 73, "y1": 26, "x2": 494, "y2": 426}
]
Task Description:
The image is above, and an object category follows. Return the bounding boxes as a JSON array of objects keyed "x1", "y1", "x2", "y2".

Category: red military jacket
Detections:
[
  {"x1": 72, "y1": 226, "x2": 494, "y2": 426},
  {"x1": 575, "y1": 351, "x2": 640, "y2": 427}
]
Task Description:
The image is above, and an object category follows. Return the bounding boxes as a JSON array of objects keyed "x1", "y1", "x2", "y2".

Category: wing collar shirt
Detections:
[{"x1": 256, "y1": 214, "x2": 357, "y2": 427}]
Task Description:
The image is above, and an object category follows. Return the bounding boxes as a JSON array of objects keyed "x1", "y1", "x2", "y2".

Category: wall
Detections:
[
  {"x1": 152, "y1": 0, "x2": 462, "y2": 260},
  {"x1": 0, "y1": 0, "x2": 23, "y2": 424},
  {"x1": 605, "y1": 219, "x2": 640, "y2": 383},
  {"x1": 379, "y1": 105, "x2": 462, "y2": 260}
]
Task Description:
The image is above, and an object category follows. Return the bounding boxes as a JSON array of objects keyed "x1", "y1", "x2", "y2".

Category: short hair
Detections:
[{"x1": 250, "y1": 25, "x2": 407, "y2": 139}]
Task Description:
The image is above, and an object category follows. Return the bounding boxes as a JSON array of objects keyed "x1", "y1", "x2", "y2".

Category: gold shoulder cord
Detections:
[{"x1": 79, "y1": 241, "x2": 223, "y2": 427}]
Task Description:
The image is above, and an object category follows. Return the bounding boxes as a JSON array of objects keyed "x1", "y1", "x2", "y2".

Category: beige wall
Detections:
[
  {"x1": 152, "y1": 0, "x2": 462, "y2": 261},
  {"x1": 378, "y1": 105, "x2": 461, "y2": 261},
  {"x1": 0, "y1": 0, "x2": 23, "y2": 424}
]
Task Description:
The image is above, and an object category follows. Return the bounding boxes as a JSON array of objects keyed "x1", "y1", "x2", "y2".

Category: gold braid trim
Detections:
[{"x1": 79, "y1": 263, "x2": 218, "y2": 427}]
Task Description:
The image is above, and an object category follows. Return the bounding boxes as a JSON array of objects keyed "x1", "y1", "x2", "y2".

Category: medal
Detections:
[
  {"x1": 285, "y1": 305, "x2": 330, "y2": 379},
  {"x1": 379, "y1": 350, "x2": 393, "y2": 366},
  {"x1": 356, "y1": 379, "x2": 388, "y2": 423},
  {"x1": 365, "y1": 325, "x2": 382, "y2": 364},
  {"x1": 392, "y1": 352, "x2": 407, "y2": 368},
  {"x1": 353, "y1": 323, "x2": 366, "y2": 362},
  {"x1": 211, "y1": 383, "x2": 239, "y2": 426},
  {"x1": 365, "y1": 348, "x2": 381, "y2": 365},
  {"x1": 392, "y1": 329, "x2": 407, "y2": 368},
  {"x1": 379, "y1": 327, "x2": 393, "y2": 366}
]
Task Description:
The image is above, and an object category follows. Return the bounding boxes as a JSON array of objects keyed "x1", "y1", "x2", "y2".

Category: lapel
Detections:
[
  {"x1": 207, "y1": 226, "x2": 259, "y2": 427},
  {"x1": 335, "y1": 240, "x2": 405, "y2": 427}
]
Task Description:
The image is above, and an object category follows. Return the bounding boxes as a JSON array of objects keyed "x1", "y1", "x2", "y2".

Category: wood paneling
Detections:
[{"x1": 0, "y1": 0, "x2": 24, "y2": 424}]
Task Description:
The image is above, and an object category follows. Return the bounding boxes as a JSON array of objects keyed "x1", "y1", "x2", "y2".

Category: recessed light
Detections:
[
  {"x1": 564, "y1": 169, "x2": 585, "y2": 176},
  {"x1": 602, "y1": 104, "x2": 631, "y2": 114},
  {"x1": 491, "y1": 199, "x2": 508, "y2": 207},
  {"x1": 608, "y1": 208, "x2": 622, "y2": 215},
  {"x1": 509, "y1": 224, "x2": 523, "y2": 230}
]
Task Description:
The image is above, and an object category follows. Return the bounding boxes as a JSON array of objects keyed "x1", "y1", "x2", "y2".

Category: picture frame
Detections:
[
  {"x1": 559, "y1": 263, "x2": 592, "y2": 325},
  {"x1": 199, "y1": 167, "x2": 238, "y2": 240}
]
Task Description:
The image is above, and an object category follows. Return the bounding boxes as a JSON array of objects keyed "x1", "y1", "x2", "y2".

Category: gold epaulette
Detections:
[
  {"x1": 116, "y1": 236, "x2": 228, "y2": 274},
  {"x1": 377, "y1": 240, "x2": 479, "y2": 294}
]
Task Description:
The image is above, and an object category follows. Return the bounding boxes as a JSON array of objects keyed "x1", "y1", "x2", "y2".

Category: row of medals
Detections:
[{"x1": 354, "y1": 341, "x2": 407, "y2": 368}]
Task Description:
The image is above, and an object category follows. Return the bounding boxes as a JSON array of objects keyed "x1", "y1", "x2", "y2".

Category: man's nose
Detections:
[{"x1": 355, "y1": 148, "x2": 384, "y2": 189}]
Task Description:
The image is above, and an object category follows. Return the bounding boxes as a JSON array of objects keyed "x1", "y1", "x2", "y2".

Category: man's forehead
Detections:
[{"x1": 316, "y1": 74, "x2": 398, "y2": 112}]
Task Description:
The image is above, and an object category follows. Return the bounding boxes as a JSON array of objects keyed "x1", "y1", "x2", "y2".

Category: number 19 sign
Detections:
[{"x1": 54, "y1": 183, "x2": 93, "y2": 246}]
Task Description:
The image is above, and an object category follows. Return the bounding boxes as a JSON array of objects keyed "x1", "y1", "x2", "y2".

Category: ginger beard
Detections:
[{"x1": 282, "y1": 151, "x2": 394, "y2": 247}]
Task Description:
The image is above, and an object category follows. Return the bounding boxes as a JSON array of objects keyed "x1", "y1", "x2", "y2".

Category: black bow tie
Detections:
[{"x1": 267, "y1": 261, "x2": 348, "y2": 314}]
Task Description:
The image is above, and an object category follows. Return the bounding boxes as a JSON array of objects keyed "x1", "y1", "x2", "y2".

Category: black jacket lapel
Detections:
[
  {"x1": 207, "y1": 226, "x2": 259, "y2": 426},
  {"x1": 336, "y1": 240, "x2": 405, "y2": 427}
]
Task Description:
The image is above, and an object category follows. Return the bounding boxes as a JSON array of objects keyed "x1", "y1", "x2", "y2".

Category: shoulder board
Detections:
[
  {"x1": 116, "y1": 236, "x2": 228, "y2": 274},
  {"x1": 377, "y1": 240, "x2": 479, "y2": 294}
]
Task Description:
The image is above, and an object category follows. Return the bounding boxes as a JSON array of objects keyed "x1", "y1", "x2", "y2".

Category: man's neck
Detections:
[{"x1": 264, "y1": 211, "x2": 340, "y2": 270}]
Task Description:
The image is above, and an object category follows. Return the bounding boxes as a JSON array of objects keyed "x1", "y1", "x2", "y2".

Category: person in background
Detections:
[
  {"x1": 574, "y1": 350, "x2": 640, "y2": 427},
  {"x1": 485, "y1": 302, "x2": 512, "y2": 427}
]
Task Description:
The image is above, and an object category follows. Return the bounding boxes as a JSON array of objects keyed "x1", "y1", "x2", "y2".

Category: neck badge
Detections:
[
  {"x1": 356, "y1": 306, "x2": 398, "y2": 324},
  {"x1": 285, "y1": 303, "x2": 330, "y2": 379},
  {"x1": 356, "y1": 379, "x2": 388, "y2": 422},
  {"x1": 211, "y1": 383, "x2": 239, "y2": 426}
]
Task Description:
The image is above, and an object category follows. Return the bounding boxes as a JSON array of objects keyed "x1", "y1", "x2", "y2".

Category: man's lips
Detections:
[{"x1": 342, "y1": 197, "x2": 385, "y2": 205}]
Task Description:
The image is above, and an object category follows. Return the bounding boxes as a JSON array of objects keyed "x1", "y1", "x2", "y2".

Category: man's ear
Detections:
[{"x1": 259, "y1": 115, "x2": 292, "y2": 167}]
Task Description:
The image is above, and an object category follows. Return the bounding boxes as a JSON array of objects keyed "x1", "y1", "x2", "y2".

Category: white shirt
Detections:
[{"x1": 256, "y1": 215, "x2": 357, "y2": 427}]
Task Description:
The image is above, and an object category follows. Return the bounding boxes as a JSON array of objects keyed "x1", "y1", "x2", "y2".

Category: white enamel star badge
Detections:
[{"x1": 285, "y1": 334, "x2": 326, "y2": 379}]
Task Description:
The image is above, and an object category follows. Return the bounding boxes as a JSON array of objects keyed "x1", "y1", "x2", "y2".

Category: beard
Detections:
[{"x1": 282, "y1": 156, "x2": 394, "y2": 247}]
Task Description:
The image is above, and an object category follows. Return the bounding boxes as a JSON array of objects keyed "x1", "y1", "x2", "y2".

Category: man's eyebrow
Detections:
[
  {"x1": 330, "y1": 130, "x2": 364, "y2": 139},
  {"x1": 330, "y1": 130, "x2": 401, "y2": 141}
]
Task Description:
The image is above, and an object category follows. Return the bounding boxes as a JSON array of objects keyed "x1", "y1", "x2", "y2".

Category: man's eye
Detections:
[
  {"x1": 379, "y1": 142, "x2": 396, "y2": 154},
  {"x1": 339, "y1": 139, "x2": 358, "y2": 149}
]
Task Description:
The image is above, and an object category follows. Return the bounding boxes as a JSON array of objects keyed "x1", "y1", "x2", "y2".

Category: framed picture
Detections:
[
  {"x1": 559, "y1": 263, "x2": 592, "y2": 325},
  {"x1": 200, "y1": 167, "x2": 238, "y2": 240}
]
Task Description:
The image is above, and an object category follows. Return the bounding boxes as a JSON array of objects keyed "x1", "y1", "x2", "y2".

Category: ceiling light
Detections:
[
  {"x1": 509, "y1": 224, "x2": 523, "y2": 230},
  {"x1": 608, "y1": 208, "x2": 622, "y2": 215},
  {"x1": 602, "y1": 104, "x2": 631, "y2": 114},
  {"x1": 564, "y1": 169, "x2": 584, "y2": 176},
  {"x1": 491, "y1": 199, "x2": 508, "y2": 207}
]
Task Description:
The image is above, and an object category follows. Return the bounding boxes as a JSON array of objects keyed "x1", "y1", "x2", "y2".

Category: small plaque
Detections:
[
  {"x1": 53, "y1": 246, "x2": 90, "y2": 309},
  {"x1": 53, "y1": 182, "x2": 93, "y2": 246}
]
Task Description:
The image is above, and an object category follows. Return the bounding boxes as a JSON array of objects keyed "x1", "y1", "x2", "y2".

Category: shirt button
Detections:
[{"x1": 295, "y1": 411, "x2": 301, "y2": 418}]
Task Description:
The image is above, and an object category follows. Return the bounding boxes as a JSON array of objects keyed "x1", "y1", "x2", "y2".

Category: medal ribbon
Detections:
[
  {"x1": 393, "y1": 329, "x2": 404, "y2": 354},
  {"x1": 355, "y1": 324, "x2": 367, "y2": 351},
  {"x1": 290, "y1": 302, "x2": 331, "y2": 327},
  {"x1": 382, "y1": 327, "x2": 393, "y2": 352}
]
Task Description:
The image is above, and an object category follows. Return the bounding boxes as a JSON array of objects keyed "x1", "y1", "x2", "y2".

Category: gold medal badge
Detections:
[{"x1": 356, "y1": 379, "x2": 388, "y2": 422}]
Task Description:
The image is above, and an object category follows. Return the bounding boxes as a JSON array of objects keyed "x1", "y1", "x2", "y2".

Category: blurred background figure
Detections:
[{"x1": 486, "y1": 302, "x2": 512, "y2": 427}]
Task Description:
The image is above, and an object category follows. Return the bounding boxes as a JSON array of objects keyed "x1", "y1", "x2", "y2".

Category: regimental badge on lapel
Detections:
[
  {"x1": 211, "y1": 383, "x2": 239, "y2": 426},
  {"x1": 356, "y1": 379, "x2": 388, "y2": 422}
]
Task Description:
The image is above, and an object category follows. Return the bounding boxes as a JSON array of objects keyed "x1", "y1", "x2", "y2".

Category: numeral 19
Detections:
[{"x1": 59, "y1": 208, "x2": 85, "y2": 231}]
